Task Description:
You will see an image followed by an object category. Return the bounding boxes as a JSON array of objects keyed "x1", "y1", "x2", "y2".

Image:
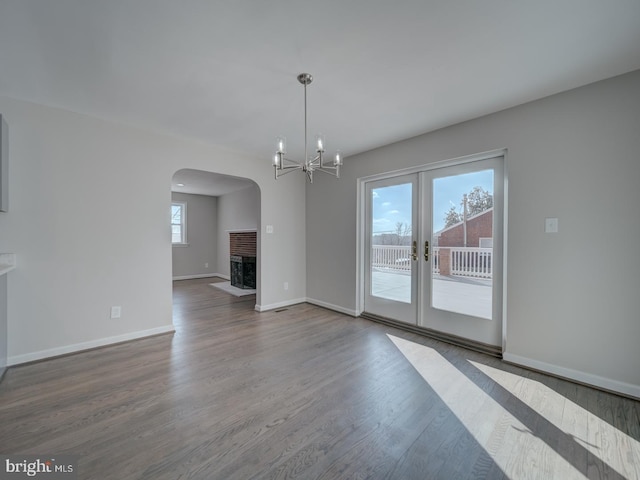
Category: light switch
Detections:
[
  {"x1": 545, "y1": 218, "x2": 558, "y2": 233},
  {"x1": 266, "y1": 225, "x2": 274, "y2": 234}
]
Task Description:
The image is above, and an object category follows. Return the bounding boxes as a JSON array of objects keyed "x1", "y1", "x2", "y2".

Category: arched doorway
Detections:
[{"x1": 170, "y1": 168, "x2": 261, "y2": 304}]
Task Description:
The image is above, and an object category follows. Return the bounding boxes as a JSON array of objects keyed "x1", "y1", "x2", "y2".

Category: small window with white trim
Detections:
[{"x1": 171, "y1": 202, "x2": 186, "y2": 244}]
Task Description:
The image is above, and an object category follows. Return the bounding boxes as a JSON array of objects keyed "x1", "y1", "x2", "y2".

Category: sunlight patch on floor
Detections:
[
  {"x1": 469, "y1": 360, "x2": 640, "y2": 480},
  {"x1": 388, "y1": 334, "x2": 588, "y2": 479}
]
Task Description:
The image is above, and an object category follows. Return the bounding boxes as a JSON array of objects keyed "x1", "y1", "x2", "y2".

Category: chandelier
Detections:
[{"x1": 272, "y1": 73, "x2": 342, "y2": 183}]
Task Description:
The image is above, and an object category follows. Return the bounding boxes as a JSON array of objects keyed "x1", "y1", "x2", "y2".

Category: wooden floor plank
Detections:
[{"x1": 1, "y1": 277, "x2": 638, "y2": 479}]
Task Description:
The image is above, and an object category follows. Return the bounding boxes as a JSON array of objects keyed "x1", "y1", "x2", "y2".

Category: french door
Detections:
[
  {"x1": 363, "y1": 155, "x2": 504, "y2": 347},
  {"x1": 364, "y1": 174, "x2": 419, "y2": 324}
]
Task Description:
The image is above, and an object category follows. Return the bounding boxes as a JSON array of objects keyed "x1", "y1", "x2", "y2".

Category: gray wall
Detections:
[
  {"x1": 0, "y1": 95, "x2": 306, "y2": 364},
  {"x1": 171, "y1": 192, "x2": 218, "y2": 279},
  {"x1": 217, "y1": 186, "x2": 260, "y2": 277},
  {"x1": 0, "y1": 275, "x2": 6, "y2": 379},
  {"x1": 306, "y1": 70, "x2": 640, "y2": 397}
]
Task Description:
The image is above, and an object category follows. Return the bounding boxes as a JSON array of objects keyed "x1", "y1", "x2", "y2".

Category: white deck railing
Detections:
[
  {"x1": 371, "y1": 245, "x2": 492, "y2": 279},
  {"x1": 371, "y1": 245, "x2": 412, "y2": 272},
  {"x1": 445, "y1": 247, "x2": 493, "y2": 279}
]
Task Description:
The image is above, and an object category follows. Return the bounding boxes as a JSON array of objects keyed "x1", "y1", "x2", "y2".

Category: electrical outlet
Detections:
[
  {"x1": 284, "y1": 282, "x2": 289, "y2": 291},
  {"x1": 110, "y1": 306, "x2": 122, "y2": 319},
  {"x1": 204, "y1": 262, "x2": 209, "y2": 268}
]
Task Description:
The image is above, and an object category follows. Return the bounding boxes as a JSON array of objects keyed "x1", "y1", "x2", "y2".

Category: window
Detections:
[{"x1": 171, "y1": 202, "x2": 186, "y2": 244}]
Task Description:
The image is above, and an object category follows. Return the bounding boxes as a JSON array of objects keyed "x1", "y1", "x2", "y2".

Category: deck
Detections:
[{"x1": 372, "y1": 270, "x2": 493, "y2": 319}]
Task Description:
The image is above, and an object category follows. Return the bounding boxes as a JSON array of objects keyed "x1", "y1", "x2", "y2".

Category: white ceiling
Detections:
[{"x1": 1, "y1": 1, "x2": 639, "y2": 195}]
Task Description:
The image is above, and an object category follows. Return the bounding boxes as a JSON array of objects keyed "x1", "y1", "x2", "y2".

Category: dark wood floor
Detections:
[{"x1": 1, "y1": 277, "x2": 639, "y2": 479}]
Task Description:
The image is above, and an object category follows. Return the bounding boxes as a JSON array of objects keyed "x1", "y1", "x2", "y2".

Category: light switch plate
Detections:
[
  {"x1": 266, "y1": 225, "x2": 274, "y2": 234},
  {"x1": 545, "y1": 217, "x2": 558, "y2": 233}
]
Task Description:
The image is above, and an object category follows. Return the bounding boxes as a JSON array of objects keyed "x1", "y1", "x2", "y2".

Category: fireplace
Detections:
[
  {"x1": 229, "y1": 231, "x2": 257, "y2": 289},
  {"x1": 230, "y1": 255, "x2": 256, "y2": 289}
]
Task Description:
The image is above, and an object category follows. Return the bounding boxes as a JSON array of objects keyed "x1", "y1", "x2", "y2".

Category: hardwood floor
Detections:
[{"x1": 1, "y1": 277, "x2": 639, "y2": 479}]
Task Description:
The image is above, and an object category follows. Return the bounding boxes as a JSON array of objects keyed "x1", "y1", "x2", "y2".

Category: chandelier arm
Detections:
[
  {"x1": 278, "y1": 162, "x2": 304, "y2": 171},
  {"x1": 279, "y1": 156, "x2": 304, "y2": 167},
  {"x1": 313, "y1": 166, "x2": 339, "y2": 177},
  {"x1": 308, "y1": 154, "x2": 321, "y2": 166},
  {"x1": 275, "y1": 165, "x2": 304, "y2": 178}
]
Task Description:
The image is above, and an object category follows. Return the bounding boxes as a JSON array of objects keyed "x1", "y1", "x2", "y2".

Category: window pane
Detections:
[
  {"x1": 172, "y1": 225, "x2": 182, "y2": 243},
  {"x1": 171, "y1": 205, "x2": 181, "y2": 224},
  {"x1": 370, "y1": 182, "x2": 413, "y2": 304},
  {"x1": 171, "y1": 203, "x2": 185, "y2": 243},
  {"x1": 432, "y1": 169, "x2": 493, "y2": 319}
]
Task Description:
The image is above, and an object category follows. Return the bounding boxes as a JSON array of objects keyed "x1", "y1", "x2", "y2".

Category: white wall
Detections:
[
  {"x1": 216, "y1": 186, "x2": 260, "y2": 278},
  {"x1": 171, "y1": 192, "x2": 218, "y2": 279},
  {"x1": 0, "y1": 96, "x2": 306, "y2": 364},
  {"x1": 306, "y1": 70, "x2": 640, "y2": 397}
]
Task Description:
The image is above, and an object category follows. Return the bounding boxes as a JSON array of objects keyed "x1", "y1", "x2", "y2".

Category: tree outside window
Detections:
[{"x1": 443, "y1": 186, "x2": 493, "y2": 229}]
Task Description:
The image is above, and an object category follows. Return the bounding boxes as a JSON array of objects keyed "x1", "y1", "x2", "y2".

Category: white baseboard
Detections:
[
  {"x1": 305, "y1": 298, "x2": 357, "y2": 317},
  {"x1": 254, "y1": 298, "x2": 356, "y2": 316},
  {"x1": 503, "y1": 352, "x2": 640, "y2": 400},
  {"x1": 255, "y1": 298, "x2": 307, "y2": 312},
  {"x1": 7, "y1": 325, "x2": 176, "y2": 366},
  {"x1": 172, "y1": 273, "x2": 227, "y2": 281}
]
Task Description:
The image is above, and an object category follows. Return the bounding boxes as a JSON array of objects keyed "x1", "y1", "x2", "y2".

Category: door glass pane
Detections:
[
  {"x1": 432, "y1": 170, "x2": 493, "y2": 319},
  {"x1": 370, "y1": 183, "x2": 413, "y2": 303}
]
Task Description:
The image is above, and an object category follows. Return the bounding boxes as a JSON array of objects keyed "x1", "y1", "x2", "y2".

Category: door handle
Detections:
[
  {"x1": 424, "y1": 240, "x2": 429, "y2": 261},
  {"x1": 412, "y1": 240, "x2": 418, "y2": 261}
]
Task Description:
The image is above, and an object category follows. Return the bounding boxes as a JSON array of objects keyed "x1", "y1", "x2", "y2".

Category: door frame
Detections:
[{"x1": 356, "y1": 149, "x2": 509, "y2": 351}]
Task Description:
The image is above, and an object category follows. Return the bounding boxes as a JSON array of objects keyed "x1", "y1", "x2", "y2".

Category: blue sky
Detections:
[{"x1": 372, "y1": 169, "x2": 493, "y2": 234}]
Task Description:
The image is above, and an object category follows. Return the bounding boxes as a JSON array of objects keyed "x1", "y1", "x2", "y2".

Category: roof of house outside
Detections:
[{"x1": 434, "y1": 207, "x2": 494, "y2": 235}]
